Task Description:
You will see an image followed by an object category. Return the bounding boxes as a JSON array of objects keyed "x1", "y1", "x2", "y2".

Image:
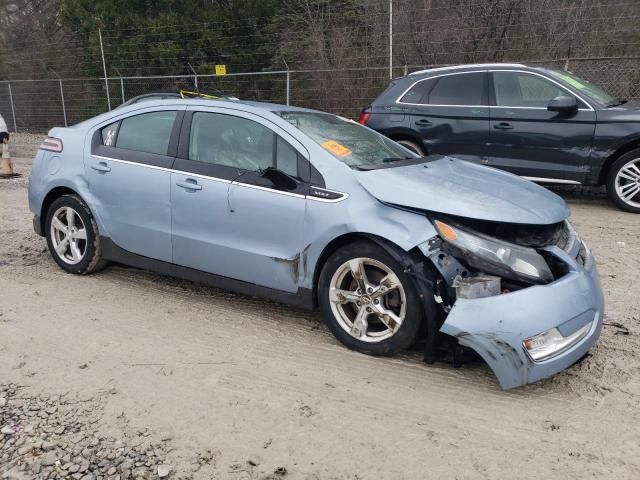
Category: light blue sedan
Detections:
[{"x1": 28, "y1": 99, "x2": 604, "y2": 389}]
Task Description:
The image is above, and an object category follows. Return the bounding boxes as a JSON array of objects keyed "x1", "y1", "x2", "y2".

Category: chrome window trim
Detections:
[
  {"x1": 395, "y1": 70, "x2": 487, "y2": 107},
  {"x1": 90, "y1": 155, "x2": 349, "y2": 202},
  {"x1": 395, "y1": 69, "x2": 595, "y2": 112},
  {"x1": 408, "y1": 63, "x2": 526, "y2": 76}
]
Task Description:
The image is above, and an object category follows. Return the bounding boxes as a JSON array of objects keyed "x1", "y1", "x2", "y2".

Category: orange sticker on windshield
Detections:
[{"x1": 322, "y1": 140, "x2": 352, "y2": 157}]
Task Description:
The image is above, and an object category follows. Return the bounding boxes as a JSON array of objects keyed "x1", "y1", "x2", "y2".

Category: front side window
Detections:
[
  {"x1": 547, "y1": 69, "x2": 615, "y2": 106},
  {"x1": 493, "y1": 72, "x2": 567, "y2": 108},
  {"x1": 116, "y1": 111, "x2": 177, "y2": 155},
  {"x1": 276, "y1": 136, "x2": 298, "y2": 177},
  {"x1": 189, "y1": 112, "x2": 274, "y2": 171},
  {"x1": 427, "y1": 72, "x2": 486, "y2": 106},
  {"x1": 278, "y1": 111, "x2": 418, "y2": 168}
]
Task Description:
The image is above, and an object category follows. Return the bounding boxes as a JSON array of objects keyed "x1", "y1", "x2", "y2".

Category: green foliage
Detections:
[{"x1": 60, "y1": 0, "x2": 286, "y2": 76}]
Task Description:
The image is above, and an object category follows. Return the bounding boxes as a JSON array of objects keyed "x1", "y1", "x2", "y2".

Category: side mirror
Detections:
[
  {"x1": 260, "y1": 166, "x2": 298, "y2": 191},
  {"x1": 548, "y1": 95, "x2": 578, "y2": 113}
]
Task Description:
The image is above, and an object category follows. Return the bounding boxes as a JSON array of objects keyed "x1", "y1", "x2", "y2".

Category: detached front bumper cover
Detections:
[{"x1": 439, "y1": 245, "x2": 604, "y2": 389}]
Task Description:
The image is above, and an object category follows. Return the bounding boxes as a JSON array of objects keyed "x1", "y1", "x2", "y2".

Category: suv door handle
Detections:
[
  {"x1": 493, "y1": 122, "x2": 514, "y2": 130},
  {"x1": 176, "y1": 179, "x2": 202, "y2": 191},
  {"x1": 91, "y1": 162, "x2": 111, "y2": 173},
  {"x1": 415, "y1": 119, "x2": 432, "y2": 127}
]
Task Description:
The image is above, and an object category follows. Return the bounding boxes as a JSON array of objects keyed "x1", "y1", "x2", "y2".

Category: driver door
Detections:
[
  {"x1": 170, "y1": 108, "x2": 309, "y2": 293},
  {"x1": 488, "y1": 70, "x2": 596, "y2": 182}
]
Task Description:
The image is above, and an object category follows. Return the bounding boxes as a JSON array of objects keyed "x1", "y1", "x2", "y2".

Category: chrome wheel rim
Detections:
[
  {"x1": 50, "y1": 206, "x2": 87, "y2": 265},
  {"x1": 615, "y1": 158, "x2": 640, "y2": 208},
  {"x1": 329, "y1": 257, "x2": 406, "y2": 343}
]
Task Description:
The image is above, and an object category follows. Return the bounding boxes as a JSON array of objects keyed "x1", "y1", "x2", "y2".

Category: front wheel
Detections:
[
  {"x1": 606, "y1": 149, "x2": 640, "y2": 213},
  {"x1": 318, "y1": 241, "x2": 424, "y2": 356}
]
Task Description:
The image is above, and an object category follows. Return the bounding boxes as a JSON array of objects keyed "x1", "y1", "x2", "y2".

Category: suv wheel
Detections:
[
  {"x1": 607, "y1": 149, "x2": 640, "y2": 213},
  {"x1": 397, "y1": 139, "x2": 425, "y2": 156},
  {"x1": 318, "y1": 241, "x2": 423, "y2": 356},
  {"x1": 45, "y1": 194, "x2": 107, "y2": 274}
]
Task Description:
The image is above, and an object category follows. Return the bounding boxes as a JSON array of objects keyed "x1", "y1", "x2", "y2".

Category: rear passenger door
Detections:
[
  {"x1": 170, "y1": 108, "x2": 309, "y2": 293},
  {"x1": 87, "y1": 108, "x2": 184, "y2": 262},
  {"x1": 398, "y1": 71, "x2": 490, "y2": 163}
]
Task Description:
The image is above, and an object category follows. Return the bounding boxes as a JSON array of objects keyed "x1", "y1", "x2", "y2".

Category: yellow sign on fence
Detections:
[{"x1": 215, "y1": 64, "x2": 227, "y2": 76}]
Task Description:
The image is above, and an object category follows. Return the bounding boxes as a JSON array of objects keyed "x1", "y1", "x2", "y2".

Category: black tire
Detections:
[
  {"x1": 397, "y1": 139, "x2": 426, "y2": 156},
  {"x1": 318, "y1": 241, "x2": 424, "y2": 356},
  {"x1": 606, "y1": 148, "x2": 640, "y2": 213},
  {"x1": 45, "y1": 194, "x2": 107, "y2": 274}
]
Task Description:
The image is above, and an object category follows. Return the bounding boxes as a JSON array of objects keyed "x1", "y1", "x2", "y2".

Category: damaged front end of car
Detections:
[{"x1": 418, "y1": 217, "x2": 604, "y2": 390}]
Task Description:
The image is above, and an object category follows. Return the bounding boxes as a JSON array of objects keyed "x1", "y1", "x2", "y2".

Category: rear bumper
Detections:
[{"x1": 440, "y1": 246, "x2": 604, "y2": 389}]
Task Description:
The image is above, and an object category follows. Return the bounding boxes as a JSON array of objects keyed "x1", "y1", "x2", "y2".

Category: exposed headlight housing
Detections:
[
  {"x1": 433, "y1": 220, "x2": 554, "y2": 284},
  {"x1": 523, "y1": 321, "x2": 593, "y2": 361}
]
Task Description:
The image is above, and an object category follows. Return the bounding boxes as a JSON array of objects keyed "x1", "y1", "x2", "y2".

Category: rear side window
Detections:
[
  {"x1": 427, "y1": 72, "x2": 486, "y2": 106},
  {"x1": 116, "y1": 111, "x2": 177, "y2": 155},
  {"x1": 399, "y1": 78, "x2": 436, "y2": 104}
]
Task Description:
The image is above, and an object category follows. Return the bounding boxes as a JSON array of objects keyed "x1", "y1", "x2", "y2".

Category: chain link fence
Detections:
[{"x1": 1, "y1": 57, "x2": 638, "y2": 132}]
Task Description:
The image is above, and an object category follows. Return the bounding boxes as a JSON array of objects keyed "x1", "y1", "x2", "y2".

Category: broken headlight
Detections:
[{"x1": 433, "y1": 220, "x2": 554, "y2": 284}]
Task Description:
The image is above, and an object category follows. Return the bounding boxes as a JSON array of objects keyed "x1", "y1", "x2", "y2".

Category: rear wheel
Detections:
[
  {"x1": 45, "y1": 194, "x2": 107, "y2": 274},
  {"x1": 318, "y1": 241, "x2": 423, "y2": 356},
  {"x1": 606, "y1": 149, "x2": 640, "y2": 213},
  {"x1": 396, "y1": 139, "x2": 426, "y2": 156}
]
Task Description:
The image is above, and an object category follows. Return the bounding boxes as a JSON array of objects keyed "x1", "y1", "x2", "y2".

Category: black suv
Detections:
[{"x1": 360, "y1": 64, "x2": 640, "y2": 213}]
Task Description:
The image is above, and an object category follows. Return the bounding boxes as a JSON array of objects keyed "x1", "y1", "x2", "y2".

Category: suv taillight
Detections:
[
  {"x1": 358, "y1": 111, "x2": 371, "y2": 125},
  {"x1": 40, "y1": 137, "x2": 63, "y2": 153}
]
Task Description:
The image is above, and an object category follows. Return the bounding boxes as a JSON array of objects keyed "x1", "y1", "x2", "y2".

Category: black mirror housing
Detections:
[{"x1": 548, "y1": 95, "x2": 578, "y2": 113}]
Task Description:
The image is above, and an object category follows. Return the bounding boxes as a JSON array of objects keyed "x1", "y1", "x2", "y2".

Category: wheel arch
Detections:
[
  {"x1": 311, "y1": 232, "x2": 410, "y2": 309},
  {"x1": 39, "y1": 186, "x2": 79, "y2": 235},
  {"x1": 598, "y1": 138, "x2": 640, "y2": 185}
]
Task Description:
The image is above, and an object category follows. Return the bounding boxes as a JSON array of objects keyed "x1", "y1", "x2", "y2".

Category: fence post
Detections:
[
  {"x1": 564, "y1": 58, "x2": 570, "y2": 71},
  {"x1": 59, "y1": 78, "x2": 68, "y2": 127},
  {"x1": 7, "y1": 83, "x2": 17, "y2": 133},
  {"x1": 99, "y1": 28, "x2": 112, "y2": 110},
  {"x1": 120, "y1": 77, "x2": 125, "y2": 103},
  {"x1": 286, "y1": 70, "x2": 290, "y2": 106},
  {"x1": 389, "y1": 0, "x2": 393, "y2": 79}
]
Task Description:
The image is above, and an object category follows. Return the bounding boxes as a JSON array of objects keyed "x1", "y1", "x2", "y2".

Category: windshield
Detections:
[
  {"x1": 277, "y1": 111, "x2": 418, "y2": 167},
  {"x1": 548, "y1": 70, "x2": 617, "y2": 106}
]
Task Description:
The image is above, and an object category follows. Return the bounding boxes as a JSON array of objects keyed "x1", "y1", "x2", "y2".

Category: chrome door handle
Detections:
[
  {"x1": 493, "y1": 122, "x2": 514, "y2": 130},
  {"x1": 91, "y1": 162, "x2": 111, "y2": 173},
  {"x1": 176, "y1": 179, "x2": 202, "y2": 191}
]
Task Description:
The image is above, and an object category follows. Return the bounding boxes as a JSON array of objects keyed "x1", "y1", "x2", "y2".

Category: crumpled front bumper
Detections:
[{"x1": 439, "y1": 245, "x2": 604, "y2": 390}]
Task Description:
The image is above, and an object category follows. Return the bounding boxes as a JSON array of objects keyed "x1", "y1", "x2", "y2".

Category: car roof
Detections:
[{"x1": 407, "y1": 63, "x2": 541, "y2": 77}]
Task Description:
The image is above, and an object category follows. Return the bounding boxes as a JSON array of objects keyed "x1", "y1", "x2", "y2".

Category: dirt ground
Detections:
[{"x1": 1, "y1": 134, "x2": 639, "y2": 479}]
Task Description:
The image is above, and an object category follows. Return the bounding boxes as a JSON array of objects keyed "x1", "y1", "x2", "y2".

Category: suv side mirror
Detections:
[{"x1": 548, "y1": 95, "x2": 578, "y2": 113}]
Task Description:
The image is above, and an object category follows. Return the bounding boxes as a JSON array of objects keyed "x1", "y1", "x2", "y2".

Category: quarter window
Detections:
[
  {"x1": 493, "y1": 72, "x2": 567, "y2": 108},
  {"x1": 101, "y1": 121, "x2": 119, "y2": 146},
  {"x1": 115, "y1": 111, "x2": 177, "y2": 155},
  {"x1": 427, "y1": 73, "x2": 486, "y2": 106},
  {"x1": 399, "y1": 78, "x2": 436, "y2": 104},
  {"x1": 189, "y1": 112, "x2": 274, "y2": 171}
]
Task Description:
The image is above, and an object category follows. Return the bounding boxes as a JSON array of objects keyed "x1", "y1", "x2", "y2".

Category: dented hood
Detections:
[{"x1": 354, "y1": 157, "x2": 570, "y2": 224}]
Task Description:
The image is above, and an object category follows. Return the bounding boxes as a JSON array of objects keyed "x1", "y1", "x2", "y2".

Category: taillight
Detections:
[
  {"x1": 40, "y1": 137, "x2": 63, "y2": 153},
  {"x1": 358, "y1": 111, "x2": 371, "y2": 125}
]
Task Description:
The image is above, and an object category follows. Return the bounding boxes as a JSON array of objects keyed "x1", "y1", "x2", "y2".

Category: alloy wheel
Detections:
[
  {"x1": 615, "y1": 157, "x2": 640, "y2": 209},
  {"x1": 329, "y1": 257, "x2": 406, "y2": 343},
  {"x1": 50, "y1": 206, "x2": 88, "y2": 265}
]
